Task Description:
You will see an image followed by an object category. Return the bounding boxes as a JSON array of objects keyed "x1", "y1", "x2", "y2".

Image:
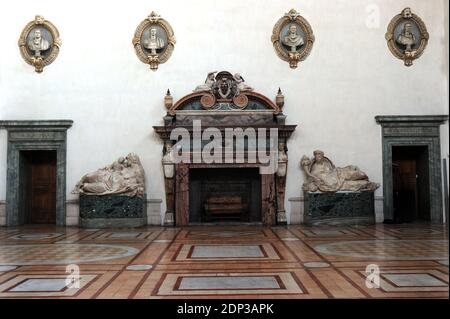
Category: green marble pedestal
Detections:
[
  {"x1": 80, "y1": 194, "x2": 147, "y2": 228},
  {"x1": 304, "y1": 191, "x2": 375, "y2": 226}
]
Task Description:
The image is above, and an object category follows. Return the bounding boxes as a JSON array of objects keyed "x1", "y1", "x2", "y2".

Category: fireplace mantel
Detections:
[{"x1": 153, "y1": 71, "x2": 297, "y2": 226}]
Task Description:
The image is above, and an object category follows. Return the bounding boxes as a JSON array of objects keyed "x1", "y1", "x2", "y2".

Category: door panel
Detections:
[
  {"x1": 392, "y1": 146, "x2": 430, "y2": 223},
  {"x1": 394, "y1": 159, "x2": 417, "y2": 222},
  {"x1": 23, "y1": 151, "x2": 57, "y2": 224}
]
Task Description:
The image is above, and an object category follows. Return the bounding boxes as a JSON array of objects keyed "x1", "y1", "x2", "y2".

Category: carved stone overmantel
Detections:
[{"x1": 154, "y1": 71, "x2": 297, "y2": 226}]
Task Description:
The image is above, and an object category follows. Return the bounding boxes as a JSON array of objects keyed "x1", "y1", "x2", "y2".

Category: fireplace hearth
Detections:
[{"x1": 189, "y1": 168, "x2": 261, "y2": 223}]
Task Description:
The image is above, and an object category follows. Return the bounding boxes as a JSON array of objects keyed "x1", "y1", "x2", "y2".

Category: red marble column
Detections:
[
  {"x1": 261, "y1": 173, "x2": 276, "y2": 226},
  {"x1": 175, "y1": 164, "x2": 190, "y2": 226}
]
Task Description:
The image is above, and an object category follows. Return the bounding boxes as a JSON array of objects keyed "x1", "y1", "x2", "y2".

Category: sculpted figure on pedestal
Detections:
[
  {"x1": 300, "y1": 150, "x2": 379, "y2": 192},
  {"x1": 72, "y1": 153, "x2": 145, "y2": 197}
]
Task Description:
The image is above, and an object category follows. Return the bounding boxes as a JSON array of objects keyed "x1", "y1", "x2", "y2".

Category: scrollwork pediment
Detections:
[{"x1": 165, "y1": 71, "x2": 283, "y2": 115}]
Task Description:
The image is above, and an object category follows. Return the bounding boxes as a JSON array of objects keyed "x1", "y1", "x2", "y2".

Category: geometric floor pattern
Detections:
[
  {"x1": 313, "y1": 240, "x2": 448, "y2": 260},
  {"x1": 0, "y1": 244, "x2": 140, "y2": 265},
  {"x1": 0, "y1": 223, "x2": 448, "y2": 298}
]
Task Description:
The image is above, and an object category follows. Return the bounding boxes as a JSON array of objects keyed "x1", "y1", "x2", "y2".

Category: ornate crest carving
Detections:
[
  {"x1": 166, "y1": 71, "x2": 282, "y2": 115},
  {"x1": 132, "y1": 11, "x2": 176, "y2": 71},
  {"x1": 192, "y1": 71, "x2": 254, "y2": 109},
  {"x1": 385, "y1": 8, "x2": 429, "y2": 67},
  {"x1": 271, "y1": 9, "x2": 315, "y2": 69},
  {"x1": 18, "y1": 15, "x2": 61, "y2": 73}
]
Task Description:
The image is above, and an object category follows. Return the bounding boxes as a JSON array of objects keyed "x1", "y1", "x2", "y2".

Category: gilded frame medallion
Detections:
[
  {"x1": 271, "y1": 9, "x2": 315, "y2": 69},
  {"x1": 18, "y1": 15, "x2": 61, "y2": 73},
  {"x1": 385, "y1": 8, "x2": 429, "y2": 67},
  {"x1": 132, "y1": 11, "x2": 176, "y2": 71}
]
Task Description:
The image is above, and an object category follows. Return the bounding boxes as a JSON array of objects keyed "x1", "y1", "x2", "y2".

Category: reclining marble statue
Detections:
[
  {"x1": 72, "y1": 153, "x2": 145, "y2": 198},
  {"x1": 300, "y1": 150, "x2": 379, "y2": 193}
]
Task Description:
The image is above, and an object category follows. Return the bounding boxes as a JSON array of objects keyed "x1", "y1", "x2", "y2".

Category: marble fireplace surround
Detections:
[
  {"x1": 154, "y1": 123, "x2": 296, "y2": 226},
  {"x1": 154, "y1": 87, "x2": 296, "y2": 226},
  {"x1": 177, "y1": 163, "x2": 275, "y2": 226}
]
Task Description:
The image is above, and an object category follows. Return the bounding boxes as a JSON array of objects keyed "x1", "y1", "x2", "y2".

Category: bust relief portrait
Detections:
[
  {"x1": 282, "y1": 24, "x2": 304, "y2": 52},
  {"x1": 386, "y1": 8, "x2": 429, "y2": 67},
  {"x1": 271, "y1": 9, "x2": 314, "y2": 69},
  {"x1": 18, "y1": 15, "x2": 61, "y2": 73},
  {"x1": 396, "y1": 22, "x2": 416, "y2": 52},
  {"x1": 133, "y1": 11, "x2": 176, "y2": 71},
  {"x1": 27, "y1": 29, "x2": 50, "y2": 57},
  {"x1": 143, "y1": 27, "x2": 165, "y2": 54}
]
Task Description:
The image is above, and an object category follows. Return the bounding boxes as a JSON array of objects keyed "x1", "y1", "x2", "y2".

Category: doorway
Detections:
[
  {"x1": 20, "y1": 151, "x2": 57, "y2": 224},
  {"x1": 392, "y1": 146, "x2": 430, "y2": 223}
]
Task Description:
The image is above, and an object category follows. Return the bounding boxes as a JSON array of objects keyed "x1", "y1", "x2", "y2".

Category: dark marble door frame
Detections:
[
  {"x1": 0, "y1": 120, "x2": 73, "y2": 226},
  {"x1": 375, "y1": 115, "x2": 448, "y2": 223}
]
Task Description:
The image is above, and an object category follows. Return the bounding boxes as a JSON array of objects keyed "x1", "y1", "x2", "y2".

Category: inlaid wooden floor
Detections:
[{"x1": 0, "y1": 223, "x2": 447, "y2": 298}]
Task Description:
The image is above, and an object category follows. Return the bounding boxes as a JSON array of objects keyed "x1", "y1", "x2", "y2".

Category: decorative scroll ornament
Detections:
[
  {"x1": 166, "y1": 70, "x2": 282, "y2": 115},
  {"x1": 132, "y1": 11, "x2": 176, "y2": 71},
  {"x1": 18, "y1": 15, "x2": 61, "y2": 73},
  {"x1": 385, "y1": 8, "x2": 429, "y2": 67},
  {"x1": 193, "y1": 71, "x2": 253, "y2": 109},
  {"x1": 271, "y1": 9, "x2": 315, "y2": 69}
]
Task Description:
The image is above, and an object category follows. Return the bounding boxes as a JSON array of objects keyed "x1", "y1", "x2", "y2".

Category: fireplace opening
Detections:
[{"x1": 189, "y1": 168, "x2": 261, "y2": 223}]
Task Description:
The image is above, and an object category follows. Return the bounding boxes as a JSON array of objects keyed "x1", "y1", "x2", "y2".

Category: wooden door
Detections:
[
  {"x1": 393, "y1": 158, "x2": 418, "y2": 222},
  {"x1": 26, "y1": 151, "x2": 57, "y2": 224}
]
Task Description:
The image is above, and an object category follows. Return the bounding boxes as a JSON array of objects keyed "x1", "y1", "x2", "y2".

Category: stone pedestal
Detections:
[
  {"x1": 79, "y1": 194, "x2": 147, "y2": 228},
  {"x1": 304, "y1": 191, "x2": 375, "y2": 226}
]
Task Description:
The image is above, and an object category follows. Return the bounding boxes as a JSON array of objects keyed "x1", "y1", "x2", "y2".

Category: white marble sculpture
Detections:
[
  {"x1": 282, "y1": 24, "x2": 304, "y2": 52},
  {"x1": 233, "y1": 73, "x2": 254, "y2": 92},
  {"x1": 143, "y1": 27, "x2": 165, "y2": 54},
  {"x1": 27, "y1": 29, "x2": 50, "y2": 57},
  {"x1": 396, "y1": 22, "x2": 416, "y2": 52},
  {"x1": 300, "y1": 150, "x2": 379, "y2": 192},
  {"x1": 193, "y1": 71, "x2": 217, "y2": 92},
  {"x1": 72, "y1": 153, "x2": 145, "y2": 197}
]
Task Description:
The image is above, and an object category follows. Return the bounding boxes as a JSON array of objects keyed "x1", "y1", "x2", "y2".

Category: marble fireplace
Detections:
[{"x1": 153, "y1": 71, "x2": 296, "y2": 226}]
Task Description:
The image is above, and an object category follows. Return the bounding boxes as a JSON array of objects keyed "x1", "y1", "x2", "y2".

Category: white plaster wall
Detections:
[{"x1": 0, "y1": 0, "x2": 448, "y2": 224}]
